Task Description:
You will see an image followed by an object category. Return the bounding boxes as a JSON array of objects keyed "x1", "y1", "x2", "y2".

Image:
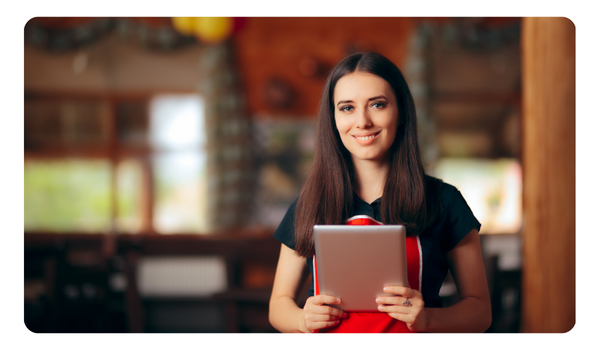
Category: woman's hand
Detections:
[
  {"x1": 376, "y1": 286, "x2": 428, "y2": 332},
  {"x1": 300, "y1": 295, "x2": 348, "y2": 333}
]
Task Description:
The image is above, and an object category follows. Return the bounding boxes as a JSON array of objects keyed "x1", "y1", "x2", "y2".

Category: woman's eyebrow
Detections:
[
  {"x1": 336, "y1": 99, "x2": 353, "y2": 106},
  {"x1": 368, "y1": 95, "x2": 388, "y2": 102},
  {"x1": 336, "y1": 95, "x2": 389, "y2": 107}
]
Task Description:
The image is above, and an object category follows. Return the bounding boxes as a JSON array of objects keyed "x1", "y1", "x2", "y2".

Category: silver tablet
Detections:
[{"x1": 313, "y1": 224, "x2": 408, "y2": 312}]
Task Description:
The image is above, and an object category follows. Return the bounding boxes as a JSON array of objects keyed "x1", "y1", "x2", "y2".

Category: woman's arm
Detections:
[
  {"x1": 269, "y1": 244, "x2": 347, "y2": 333},
  {"x1": 426, "y1": 228, "x2": 492, "y2": 332},
  {"x1": 376, "y1": 229, "x2": 492, "y2": 332},
  {"x1": 268, "y1": 244, "x2": 308, "y2": 332}
]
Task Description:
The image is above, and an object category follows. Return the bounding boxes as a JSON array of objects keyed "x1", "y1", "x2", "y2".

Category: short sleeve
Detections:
[
  {"x1": 441, "y1": 184, "x2": 481, "y2": 253},
  {"x1": 273, "y1": 197, "x2": 298, "y2": 250}
]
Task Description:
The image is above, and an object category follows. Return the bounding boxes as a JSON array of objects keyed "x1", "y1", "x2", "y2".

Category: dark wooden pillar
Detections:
[{"x1": 521, "y1": 17, "x2": 575, "y2": 333}]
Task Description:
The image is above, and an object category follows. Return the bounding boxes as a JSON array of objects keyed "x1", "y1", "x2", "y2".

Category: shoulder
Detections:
[
  {"x1": 425, "y1": 174, "x2": 463, "y2": 207},
  {"x1": 439, "y1": 181, "x2": 463, "y2": 207},
  {"x1": 431, "y1": 177, "x2": 481, "y2": 250},
  {"x1": 440, "y1": 182, "x2": 474, "y2": 216},
  {"x1": 424, "y1": 174, "x2": 480, "y2": 229},
  {"x1": 273, "y1": 197, "x2": 299, "y2": 250}
]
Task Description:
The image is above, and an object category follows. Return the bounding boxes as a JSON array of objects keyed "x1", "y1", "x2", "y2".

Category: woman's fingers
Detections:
[
  {"x1": 376, "y1": 295, "x2": 422, "y2": 307},
  {"x1": 302, "y1": 294, "x2": 348, "y2": 332},
  {"x1": 305, "y1": 320, "x2": 341, "y2": 333},
  {"x1": 314, "y1": 306, "x2": 347, "y2": 318},
  {"x1": 375, "y1": 285, "x2": 427, "y2": 331},
  {"x1": 310, "y1": 294, "x2": 341, "y2": 306},
  {"x1": 306, "y1": 295, "x2": 347, "y2": 317},
  {"x1": 314, "y1": 320, "x2": 342, "y2": 328},
  {"x1": 376, "y1": 286, "x2": 423, "y2": 306},
  {"x1": 377, "y1": 304, "x2": 411, "y2": 314},
  {"x1": 382, "y1": 286, "x2": 417, "y2": 297},
  {"x1": 307, "y1": 312, "x2": 346, "y2": 322}
]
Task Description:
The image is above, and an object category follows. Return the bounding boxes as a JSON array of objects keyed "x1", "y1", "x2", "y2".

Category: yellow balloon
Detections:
[
  {"x1": 171, "y1": 17, "x2": 195, "y2": 35},
  {"x1": 193, "y1": 17, "x2": 234, "y2": 44}
]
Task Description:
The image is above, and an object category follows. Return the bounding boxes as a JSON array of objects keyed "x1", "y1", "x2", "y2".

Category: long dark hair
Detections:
[{"x1": 294, "y1": 52, "x2": 441, "y2": 258}]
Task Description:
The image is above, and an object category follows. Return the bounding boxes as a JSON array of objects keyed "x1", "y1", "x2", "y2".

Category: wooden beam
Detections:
[
  {"x1": 431, "y1": 91, "x2": 521, "y2": 105},
  {"x1": 521, "y1": 17, "x2": 575, "y2": 333}
]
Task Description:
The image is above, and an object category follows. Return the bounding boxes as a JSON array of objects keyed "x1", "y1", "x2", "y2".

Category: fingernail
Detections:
[
  {"x1": 336, "y1": 298, "x2": 341, "y2": 303},
  {"x1": 383, "y1": 287, "x2": 390, "y2": 292},
  {"x1": 375, "y1": 298, "x2": 381, "y2": 303}
]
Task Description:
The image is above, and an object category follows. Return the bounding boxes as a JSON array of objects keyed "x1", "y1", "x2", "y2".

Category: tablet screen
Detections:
[{"x1": 313, "y1": 225, "x2": 408, "y2": 311}]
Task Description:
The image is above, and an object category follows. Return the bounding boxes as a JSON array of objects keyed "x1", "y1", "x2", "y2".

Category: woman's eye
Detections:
[
  {"x1": 372, "y1": 102, "x2": 386, "y2": 109},
  {"x1": 340, "y1": 106, "x2": 353, "y2": 112}
]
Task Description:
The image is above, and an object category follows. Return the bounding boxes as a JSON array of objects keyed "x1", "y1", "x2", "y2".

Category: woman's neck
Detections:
[{"x1": 352, "y1": 158, "x2": 390, "y2": 204}]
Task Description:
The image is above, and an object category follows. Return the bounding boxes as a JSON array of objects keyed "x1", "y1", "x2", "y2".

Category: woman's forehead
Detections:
[{"x1": 333, "y1": 72, "x2": 394, "y2": 101}]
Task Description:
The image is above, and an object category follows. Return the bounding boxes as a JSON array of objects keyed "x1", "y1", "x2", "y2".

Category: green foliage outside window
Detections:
[{"x1": 24, "y1": 160, "x2": 112, "y2": 232}]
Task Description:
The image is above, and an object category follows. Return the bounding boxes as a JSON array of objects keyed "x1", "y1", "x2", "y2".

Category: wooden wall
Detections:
[
  {"x1": 232, "y1": 17, "x2": 416, "y2": 118},
  {"x1": 521, "y1": 17, "x2": 575, "y2": 333},
  {"x1": 24, "y1": 35, "x2": 205, "y2": 94}
]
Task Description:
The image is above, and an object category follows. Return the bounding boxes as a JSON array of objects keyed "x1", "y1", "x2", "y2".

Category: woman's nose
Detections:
[{"x1": 355, "y1": 108, "x2": 373, "y2": 128}]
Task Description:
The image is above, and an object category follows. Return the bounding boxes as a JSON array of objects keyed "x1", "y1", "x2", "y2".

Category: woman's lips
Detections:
[{"x1": 352, "y1": 131, "x2": 381, "y2": 145}]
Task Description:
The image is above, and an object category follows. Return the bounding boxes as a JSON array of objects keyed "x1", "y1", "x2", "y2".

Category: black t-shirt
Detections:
[{"x1": 273, "y1": 179, "x2": 481, "y2": 308}]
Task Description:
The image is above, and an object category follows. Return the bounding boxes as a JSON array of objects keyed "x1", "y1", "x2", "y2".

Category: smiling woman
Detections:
[{"x1": 268, "y1": 52, "x2": 491, "y2": 333}]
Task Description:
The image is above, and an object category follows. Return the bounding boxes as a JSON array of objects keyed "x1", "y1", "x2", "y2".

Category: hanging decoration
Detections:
[
  {"x1": 171, "y1": 17, "x2": 246, "y2": 44},
  {"x1": 114, "y1": 18, "x2": 197, "y2": 51},
  {"x1": 24, "y1": 17, "x2": 206, "y2": 53},
  {"x1": 25, "y1": 18, "x2": 115, "y2": 52}
]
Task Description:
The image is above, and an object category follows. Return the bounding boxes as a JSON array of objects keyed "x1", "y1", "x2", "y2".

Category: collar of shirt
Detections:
[{"x1": 352, "y1": 191, "x2": 382, "y2": 222}]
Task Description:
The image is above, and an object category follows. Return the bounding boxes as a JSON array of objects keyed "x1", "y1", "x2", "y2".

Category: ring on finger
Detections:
[{"x1": 402, "y1": 298, "x2": 412, "y2": 307}]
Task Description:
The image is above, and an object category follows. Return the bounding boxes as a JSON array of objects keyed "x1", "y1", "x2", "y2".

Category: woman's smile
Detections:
[{"x1": 352, "y1": 130, "x2": 381, "y2": 144}]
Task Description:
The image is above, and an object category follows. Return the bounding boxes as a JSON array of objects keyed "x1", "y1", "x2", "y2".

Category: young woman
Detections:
[{"x1": 268, "y1": 52, "x2": 491, "y2": 333}]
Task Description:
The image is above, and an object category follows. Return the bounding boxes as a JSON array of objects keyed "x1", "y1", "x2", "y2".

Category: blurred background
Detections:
[{"x1": 23, "y1": 17, "x2": 574, "y2": 333}]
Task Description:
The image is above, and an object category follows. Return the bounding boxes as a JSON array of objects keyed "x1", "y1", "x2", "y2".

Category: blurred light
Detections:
[
  {"x1": 193, "y1": 17, "x2": 233, "y2": 44},
  {"x1": 153, "y1": 152, "x2": 208, "y2": 233},
  {"x1": 137, "y1": 256, "x2": 227, "y2": 297},
  {"x1": 171, "y1": 17, "x2": 234, "y2": 44},
  {"x1": 150, "y1": 94, "x2": 208, "y2": 233},
  {"x1": 433, "y1": 158, "x2": 522, "y2": 234},
  {"x1": 150, "y1": 94, "x2": 204, "y2": 151},
  {"x1": 116, "y1": 160, "x2": 144, "y2": 233},
  {"x1": 171, "y1": 17, "x2": 195, "y2": 35}
]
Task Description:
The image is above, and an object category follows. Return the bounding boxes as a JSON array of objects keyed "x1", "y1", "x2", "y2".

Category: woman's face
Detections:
[{"x1": 333, "y1": 71, "x2": 399, "y2": 165}]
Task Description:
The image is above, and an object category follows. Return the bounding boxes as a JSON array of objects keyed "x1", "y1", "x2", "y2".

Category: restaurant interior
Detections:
[{"x1": 23, "y1": 17, "x2": 575, "y2": 333}]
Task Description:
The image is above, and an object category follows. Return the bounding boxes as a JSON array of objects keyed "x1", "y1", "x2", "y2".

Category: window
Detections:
[
  {"x1": 24, "y1": 93, "x2": 208, "y2": 234},
  {"x1": 24, "y1": 160, "x2": 112, "y2": 231},
  {"x1": 149, "y1": 95, "x2": 208, "y2": 233}
]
